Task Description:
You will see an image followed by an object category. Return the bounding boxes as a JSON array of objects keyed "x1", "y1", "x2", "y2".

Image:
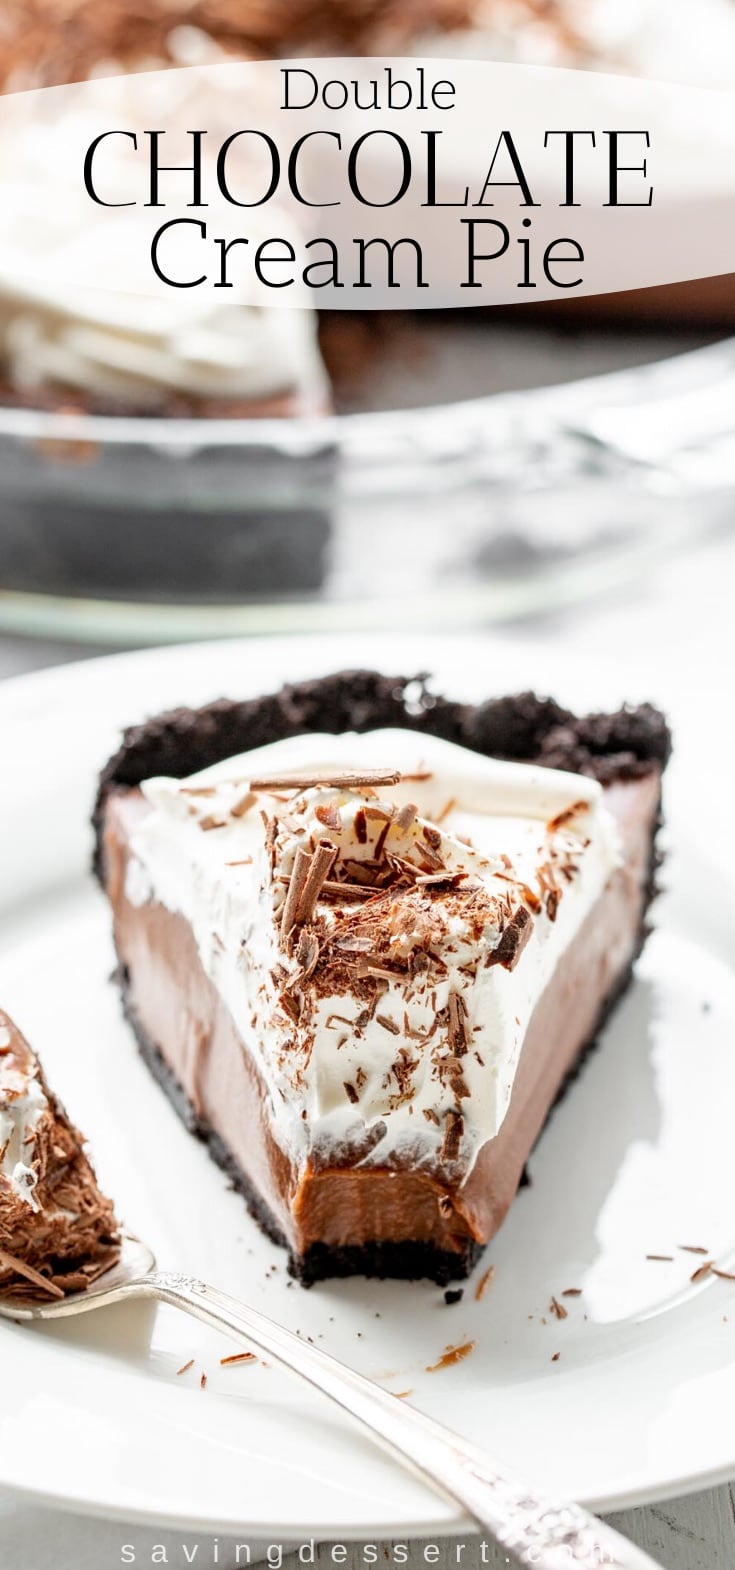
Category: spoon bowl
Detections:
[{"x1": 0, "y1": 1235, "x2": 157, "y2": 1321}]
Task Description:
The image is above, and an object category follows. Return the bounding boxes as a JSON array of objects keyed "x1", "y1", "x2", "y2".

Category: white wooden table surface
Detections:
[{"x1": 1, "y1": 527, "x2": 733, "y2": 1570}]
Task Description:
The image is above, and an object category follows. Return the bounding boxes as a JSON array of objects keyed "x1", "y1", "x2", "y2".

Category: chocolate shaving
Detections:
[
  {"x1": 691, "y1": 1261, "x2": 714, "y2": 1283},
  {"x1": 319, "y1": 880, "x2": 375, "y2": 902},
  {"x1": 490, "y1": 906, "x2": 534, "y2": 972},
  {"x1": 198, "y1": 814, "x2": 227, "y2": 832},
  {"x1": 263, "y1": 812, "x2": 278, "y2": 875},
  {"x1": 250, "y1": 769, "x2": 401, "y2": 791},
  {"x1": 231, "y1": 790, "x2": 257, "y2": 819},
  {"x1": 373, "y1": 818, "x2": 392, "y2": 861},
  {"x1": 360, "y1": 962, "x2": 404, "y2": 982},
  {"x1": 440, "y1": 1109, "x2": 463, "y2": 1163},
  {"x1": 547, "y1": 801, "x2": 590, "y2": 832},
  {"x1": 354, "y1": 807, "x2": 368, "y2": 844},
  {"x1": 495, "y1": 872, "x2": 543, "y2": 915},
  {"x1": 443, "y1": 1056, "x2": 470, "y2": 1099},
  {"x1": 417, "y1": 841, "x2": 445, "y2": 872},
  {"x1": 279, "y1": 991, "x2": 301, "y2": 1025},
  {"x1": 335, "y1": 934, "x2": 376, "y2": 953},
  {"x1": 474, "y1": 1266, "x2": 495, "y2": 1301},
  {"x1": 340, "y1": 859, "x2": 382, "y2": 886},
  {"x1": 425, "y1": 1340, "x2": 475, "y2": 1372},
  {"x1": 292, "y1": 928, "x2": 320, "y2": 985},
  {"x1": 376, "y1": 1014, "x2": 400, "y2": 1035},
  {"x1": 448, "y1": 991, "x2": 469, "y2": 1054},
  {"x1": 343, "y1": 1082, "x2": 359, "y2": 1104},
  {"x1": 549, "y1": 1295, "x2": 568, "y2": 1320},
  {"x1": 0, "y1": 1248, "x2": 65, "y2": 1299},
  {"x1": 315, "y1": 803, "x2": 342, "y2": 832}
]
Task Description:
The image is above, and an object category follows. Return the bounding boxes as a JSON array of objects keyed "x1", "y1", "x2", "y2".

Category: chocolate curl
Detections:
[
  {"x1": 250, "y1": 769, "x2": 401, "y2": 792},
  {"x1": 296, "y1": 840, "x2": 338, "y2": 924},
  {"x1": 280, "y1": 846, "x2": 312, "y2": 942}
]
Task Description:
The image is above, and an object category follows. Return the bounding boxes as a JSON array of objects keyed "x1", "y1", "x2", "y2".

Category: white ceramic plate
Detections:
[{"x1": 0, "y1": 633, "x2": 733, "y2": 1536}]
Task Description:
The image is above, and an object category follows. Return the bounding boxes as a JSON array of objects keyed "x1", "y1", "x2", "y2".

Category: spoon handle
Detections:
[{"x1": 144, "y1": 1271, "x2": 662, "y2": 1570}]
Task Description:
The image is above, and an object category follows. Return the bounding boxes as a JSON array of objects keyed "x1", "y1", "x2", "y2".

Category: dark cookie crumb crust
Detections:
[
  {"x1": 93, "y1": 669, "x2": 670, "y2": 879},
  {"x1": 96, "y1": 669, "x2": 670, "y2": 1286}
]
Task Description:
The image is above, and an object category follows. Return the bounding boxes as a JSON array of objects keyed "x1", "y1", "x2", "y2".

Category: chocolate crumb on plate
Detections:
[
  {"x1": 691, "y1": 1262, "x2": 714, "y2": 1283},
  {"x1": 474, "y1": 1265, "x2": 495, "y2": 1301},
  {"x1": 425, "y1": 1341, "x2": 476, "y2": 1372}
]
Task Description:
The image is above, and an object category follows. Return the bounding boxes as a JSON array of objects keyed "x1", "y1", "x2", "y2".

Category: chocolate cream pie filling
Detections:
[{"x1": 97, "y1": 674, "x2": 669, "y2": 1284}]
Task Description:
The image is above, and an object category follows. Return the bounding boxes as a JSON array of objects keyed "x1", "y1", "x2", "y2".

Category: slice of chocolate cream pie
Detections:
[
  {"x1": 0, "y1": 1010, "x2": 120, "y2": 1301},
  {"x1": 95, "y1": 672, "x2": 669, "y2": 1284}
]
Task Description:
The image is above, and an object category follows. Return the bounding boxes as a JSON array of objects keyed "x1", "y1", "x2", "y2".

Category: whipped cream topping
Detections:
[
  {"x1": 126, "y1": 730, "x2": 621, "y2": 1174},
  {"x1": 0, "y1": 1024, "x2": 47, "y2": 1212}
]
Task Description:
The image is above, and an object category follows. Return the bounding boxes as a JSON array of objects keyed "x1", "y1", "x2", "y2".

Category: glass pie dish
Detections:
[{"x1": 0, "y1": 322, "x2": 731, "y2": 644}]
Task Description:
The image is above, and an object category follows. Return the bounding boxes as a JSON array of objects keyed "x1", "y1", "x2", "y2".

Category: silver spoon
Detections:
[{"x1": 0, "y1": 1235, "x2": 662, "y2": 1570}]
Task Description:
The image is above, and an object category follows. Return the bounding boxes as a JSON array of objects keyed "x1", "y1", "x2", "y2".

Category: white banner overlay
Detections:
[{"x1": 0, "y1": 57, "x2": 733, "y2": 314}]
